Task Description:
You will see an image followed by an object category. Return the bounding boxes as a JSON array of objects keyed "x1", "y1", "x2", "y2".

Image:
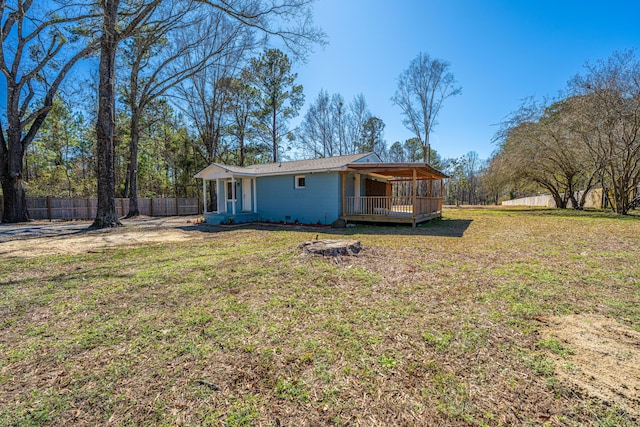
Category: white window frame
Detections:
[{"x1": 294, "y1": 175, "x2": 306, "y2": 189}]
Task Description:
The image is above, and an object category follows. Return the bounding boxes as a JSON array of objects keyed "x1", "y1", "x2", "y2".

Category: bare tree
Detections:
[
  {"x1": 495, "y1": 98, "x2": 601, "y2": 209},
  {"x1": 195, "y1": 0, "x2": 325, "y2": 60},
  {"x1": 297, "y1": 89, "x2": 335, "y2": 158},
  {"x1": 94, "y1": 0, "x2": 325, "y2": 227},
  {"x1": 298, "y1": 91, "x2": 374, "y2": 158},
  {"x1": 93, "y1": 0, "x2": 163, "y2": 228},
  {"x1": 0, "y1": 0, "x2": 97, "y2": 222},
  {"x1": 571, "y1": 50, "x2": 640, "y2": 214},
  {"x1": 120, "y1": 1, "x2": 233, "y2": 217},
  {"x1": 173, "y1": 20, "x2": 254, "y2": 208},
  {"x1": 392, "y1": 52, "x2": 461, "y2": 164},
  {"x1": 347, "y1": 93, "x2": 370, "y2": 154}
]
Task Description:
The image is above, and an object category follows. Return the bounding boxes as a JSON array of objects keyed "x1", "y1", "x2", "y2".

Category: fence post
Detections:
[
  {"x1": 175, "y1": 197, "x2": 179, "y2": 216},
  {"x1": 150, "y1": 198, "x2": 154, "y2": 217},
  {"x1": 47, "y1": 196, "x2": 52, "y2": 221}
]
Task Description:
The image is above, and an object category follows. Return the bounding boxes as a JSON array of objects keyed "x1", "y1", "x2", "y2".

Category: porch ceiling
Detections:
[{"x1": 345, "y1": 162, "x2": 448, "y2": 180}]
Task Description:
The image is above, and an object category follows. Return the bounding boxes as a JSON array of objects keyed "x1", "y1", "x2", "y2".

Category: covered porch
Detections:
[
  {"x1": 194, "y1": 164, "x2": 258, "y2": 225},
  {"x1": 341, "y1": 162, "x2": 447, "y2": 227}
]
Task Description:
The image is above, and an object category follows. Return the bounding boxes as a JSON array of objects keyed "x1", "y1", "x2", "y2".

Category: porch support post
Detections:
[
  {"x1": 428, "y1": 178, "x2": 433, "y2": 213},
  {"x1": 253, "y1": 178, "x2": 257, "y2": 213},
  {"x1": 354, "y1": 174, "x2": 361, "y2": 213},
  {"x1": 412, "y1": 168, "x2": 417, "y2": 227},
  {"x1": 231, "y1": 176, "x2": 236, "y2": 215},
  {"x1": 202, "y1": 179, "x2": 207, "y2": 214},
  {"x1": 217, "y1": 179, "x2": 225, "y2": 213},
  {"x1": 341, "y1": 172, "x2": 346, "y2": 217},
  {"x1": 213, "y1": 178, "x2": 218, "y2": 212}
]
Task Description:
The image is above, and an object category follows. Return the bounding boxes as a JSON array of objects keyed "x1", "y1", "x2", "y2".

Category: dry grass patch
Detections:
[
  {"x1": 539, "y1": 314, "x2": 640, "y2": 418},
  {"x1": 1, "y1": 208, "x2": 639, "y2": 425}
]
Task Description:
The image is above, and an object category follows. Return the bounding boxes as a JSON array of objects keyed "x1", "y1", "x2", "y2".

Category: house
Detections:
[{"x1": 194, "y1": 153, "x2": 448, "y2": 227}]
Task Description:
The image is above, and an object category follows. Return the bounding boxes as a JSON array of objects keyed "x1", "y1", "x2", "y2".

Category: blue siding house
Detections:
[{"x1": 195, "y1": 153, "x2": 447, "y2": 227}]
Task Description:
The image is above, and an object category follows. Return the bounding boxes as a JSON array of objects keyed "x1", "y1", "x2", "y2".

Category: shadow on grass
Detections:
[
  {"x1": 504, "y1": 207, "x2": 640, "y2": 220},
  {"x1": 0, "y1": 224, "x2": 101, "y2": 243},
  {"x1": 340, "y1": 218, "x2": 473, "y2": 237},
  {"x1": 189, "y1": 217, "x2": 473, "y2": 238}
]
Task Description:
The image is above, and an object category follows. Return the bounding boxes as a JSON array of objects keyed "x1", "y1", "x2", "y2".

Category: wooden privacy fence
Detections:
[
  {"x1": 501, "y1": 189, "x2": 604, "y2": 209},
  {"x1": 0, "y1": 197, "x2": 200, "y2": 220}
]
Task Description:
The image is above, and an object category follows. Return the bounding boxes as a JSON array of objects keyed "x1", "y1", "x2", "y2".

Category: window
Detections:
[
  {"x1": 295, "y1": 175, "x2": 306, "y2": 189},
  {"x1": 226, "y1": 181, "x2": 237, "y2": 200}
]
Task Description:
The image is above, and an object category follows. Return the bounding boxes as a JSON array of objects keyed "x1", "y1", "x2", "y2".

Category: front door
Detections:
[{"x1": 242, "y1": 178, "x2": 252, "y2": 212}]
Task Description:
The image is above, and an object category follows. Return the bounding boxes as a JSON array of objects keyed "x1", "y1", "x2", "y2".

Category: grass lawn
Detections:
[{"x1": 1, "y1": 208, "x2": 639, "y2": 426}]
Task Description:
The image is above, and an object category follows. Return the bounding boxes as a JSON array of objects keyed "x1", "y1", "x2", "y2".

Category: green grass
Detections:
[{"x1": 1, "y1": 208, "x2": 639, "y2": 425}]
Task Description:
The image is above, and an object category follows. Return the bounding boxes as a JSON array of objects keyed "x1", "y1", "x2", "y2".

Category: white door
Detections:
[{"x1": 242, "y1": 178, "x2": 251, "y2": 212}]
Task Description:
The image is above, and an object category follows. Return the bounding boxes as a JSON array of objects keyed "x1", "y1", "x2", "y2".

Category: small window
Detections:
[
  {"x1": 295, "y1": 175, "x2": 306, "y2": 189},
  {"x1": 226, "y1": 181, "x2": 237, "y2": 200}
]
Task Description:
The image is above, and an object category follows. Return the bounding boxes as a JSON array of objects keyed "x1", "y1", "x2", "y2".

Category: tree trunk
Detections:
[
  {"x1": 93, "y1": 0, "x2": 121, "y2": 228},
  {"x1": 547, "y1": 187, "x2": 567, "y2": 209},
  {"x1": 126, "y1": 115, "x2": 140, "y2": 218},
  {"x1": 612, "y1": 179, "x2": 630, "y2": 215},
  {"x1": 0, "y1": 61, "x2": 21, "y2": 224},
  {"x1": 423, "y1": 143, "x2": 431, "y2": 165},
  {"x1": 272, "y1": 104, "x2": 277, "y2": 162},
  {"x1": 239, "y1": 131, "x2": 245, "y2": 167},
  {"x1": 1, "y1": 93, "x2": 30, "y2": 222},
  {"x1": 578, "y1": 174, "x2": 597, "y2": 209},
  {"x1": 1, "y1": 175, "x2": 29, "y2": 223}
]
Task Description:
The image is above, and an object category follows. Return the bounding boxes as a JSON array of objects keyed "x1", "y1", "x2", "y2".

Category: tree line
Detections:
[
  {"x1": 1, "y1": 0, "x2": 325, "y2": 224},
  {"x1": 487, "y1": 50, "x2": 640, "y2": 215},
  {"x1": 2, "y1": 0, "x2": 476, "y2": 224}
]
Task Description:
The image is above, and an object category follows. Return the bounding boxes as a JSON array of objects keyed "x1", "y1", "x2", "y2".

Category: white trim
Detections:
[
  {"x1": 294, "y1": 175, "x2": 306, "y2": 189},
  {"x1": 217, "y1": 179, "x2": 225, "y2": 213},
  {"x1": 231, "y1": 176, "x2": 236, "y2": 215},
  {"x1": 202, "y1": 179, "x2": 207, "y2": 214},
  {"x1": 354, "y1": 174, "x2": 361, "y2": 213},
  {"x1": 253, "y1": 178, "x2": 257, "y2": 213},
  {"x1": 242, "y1": 178, "x2": 251, "y2": 212},
  {"x1": 351, "y1": 153, "x2": 383, "y2": 163}
]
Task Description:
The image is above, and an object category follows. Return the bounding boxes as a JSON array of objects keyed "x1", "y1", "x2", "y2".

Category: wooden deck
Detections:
[{"x1": 341, "y1": 196, "x2": 442, "y2": 227}]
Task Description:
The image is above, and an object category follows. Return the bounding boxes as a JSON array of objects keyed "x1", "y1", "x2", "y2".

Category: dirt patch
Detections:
[
  {"x1": 539, "y1": 314, "x2": 640, "y2": 417},
  {"x1": 0, "y1": 216, "x2": 208, "y2": 258}
]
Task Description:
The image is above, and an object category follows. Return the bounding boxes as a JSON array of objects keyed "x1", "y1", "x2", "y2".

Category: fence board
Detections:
[
  {"x1": 0, "y1": 197, "x2": 199, "y2": 221},
  {"x1": 501, "y1": 189, "x2": 605, "y2": 208}
]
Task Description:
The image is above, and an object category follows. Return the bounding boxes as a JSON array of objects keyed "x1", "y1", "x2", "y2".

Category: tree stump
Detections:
[{"x1": 299, "y1": 239, "x2": 362, "y2": 256}]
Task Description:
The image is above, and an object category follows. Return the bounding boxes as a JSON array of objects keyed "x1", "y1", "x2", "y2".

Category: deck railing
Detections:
[
  {"x1": 415, "y1": 197, "x2": 442, "y2": 216},
  {"x1": 344, "y1": 196, "x2": 441, "y2": 217}
]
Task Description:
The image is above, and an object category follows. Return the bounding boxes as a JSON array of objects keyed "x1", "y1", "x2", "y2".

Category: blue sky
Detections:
[{"x1": 294, "y1": 0, "x2": 640, "y2": 161}]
